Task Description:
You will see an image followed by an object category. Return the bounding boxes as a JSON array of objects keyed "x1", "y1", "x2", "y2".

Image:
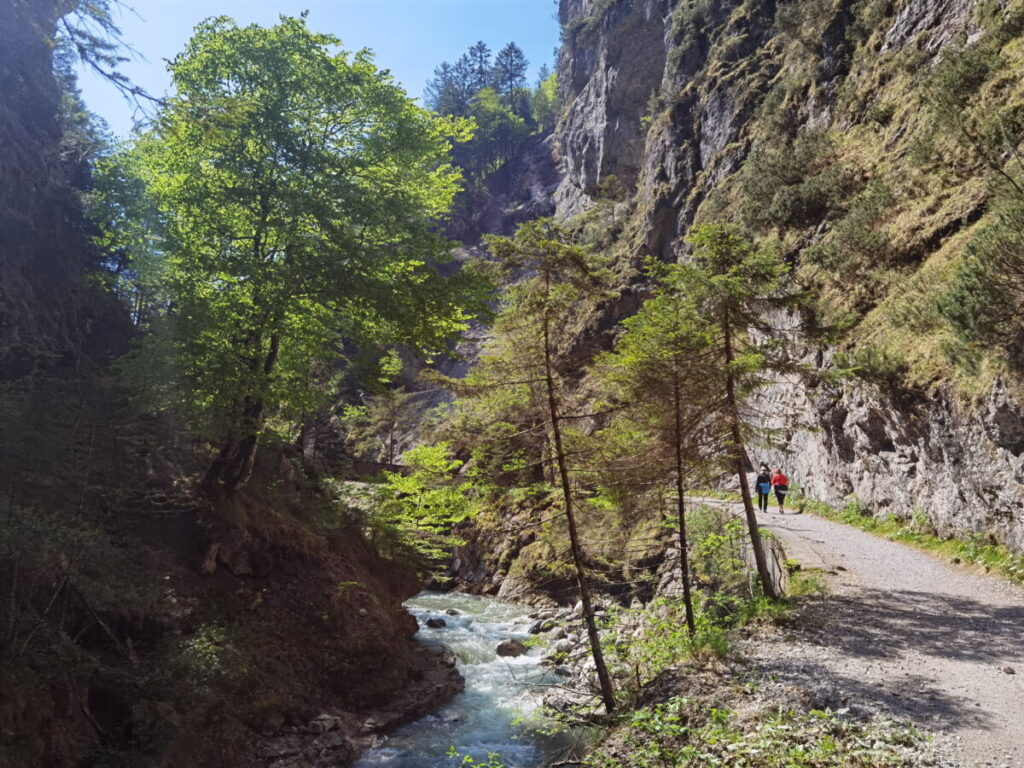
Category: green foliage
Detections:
[
  {"x1": 0, "y1": 503, "x2": 162, "y2": 664},
  {"x1": 447, "y1": 218, "x2": 615, "y2": 492},
  {"x1": 447, "y1": 747, "x2": 507, "y2": 767},
  {"x1": 601, "y1": 599, "x2": 733, "y2": 698},
  {"x1": 668, "y1": 0, "x2": 715, "y2": 67},
  {"x1": 426, "y1": 41, "x2": 558, "y2": 182},
  {"x1": 99, "y1": 16, "x2": 482, "y2": 479},
  {"x1": 805, "y1": 180, "x2": 895, "y2": 271},
  {"x1": 458, "y1": 87, "x2": 531, "y2": 178},
  {"x1": 741, "y1": 129, "x2": 858, "y2": 233},
  {"x1": 832, "y1": 343, "x2": 909, "y2": 391},
  {"x1": 339, "y1": 388, "x2": 423, "y2": 465},
  {"x1": 594, "y1": 256, "x2": 728, "y2": 494},
  {"x1": 586, "y1": 700, "x2": 923, "y2": 767},
  {"x1": 940, "y1": 198, "x2": 1024, "y2": 362},
  {"x1": 56, "y1": 0, "x2": 143, "y2": 103},
  {"x1": 847, "y1": 0, "x2": 894, "y2": 45},
  {"x1": 346, "y1": 443, "x2": 479, "y2": 578},
  {"x1": 177, "y1": 624, "x2": 230, "y2": 683},
  {"x1": 531, "y1": 70, "x2": 561, "y2": 133}
]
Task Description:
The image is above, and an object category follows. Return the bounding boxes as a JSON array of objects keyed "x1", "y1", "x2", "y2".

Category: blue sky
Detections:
[{"x1": 77, "y1": 0, "x2": 561, "y2": 137}]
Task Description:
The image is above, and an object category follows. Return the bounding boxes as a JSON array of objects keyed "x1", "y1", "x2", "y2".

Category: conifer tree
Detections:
[
  {"x1": 492, "y1": 42, "x2": 529, "y2": 97},
  {"x1": 466, "y1": 40, "x2": 492, "y2": 92},
  {"x1": 597, "y1": 262, "x2": 727, "y2": 634},
  {"x1": 471, "y1": 219, "x2": 618, "y2": 713},
  {"x1": 671, "y1": 223, "x2": 801, "y2": 600}
]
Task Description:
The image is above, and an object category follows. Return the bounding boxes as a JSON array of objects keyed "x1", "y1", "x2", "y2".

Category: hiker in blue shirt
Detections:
[{"x1": 755, "y1": 464, "x2": 772, "y2": 513}]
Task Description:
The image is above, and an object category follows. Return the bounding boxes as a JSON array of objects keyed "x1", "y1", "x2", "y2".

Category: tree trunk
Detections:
[
  {"x1": 542, "y1": 291, "x2": 616, "y2": 714},
  {"x1": 721, "y1": 316, "x2": 777, "y2": 600},
  {"x1": 672, "y1": 369, "x2": 696, "y2": 636},
  {"x1": 203, "y1": 333, "x2": 280, "y2": 495}
]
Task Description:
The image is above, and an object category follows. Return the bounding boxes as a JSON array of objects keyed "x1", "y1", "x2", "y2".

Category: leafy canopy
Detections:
[
  {"x1": 349, "y1": 443, "x2": 479, "y2": 578},
  {"x1": 105, "y1": 15, "x2": 482, "y2": 443}
]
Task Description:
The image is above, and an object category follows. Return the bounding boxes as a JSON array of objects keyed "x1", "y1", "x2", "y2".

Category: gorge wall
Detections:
[{"x1": 552, "y1": 0, "x2": 1024, "y2": 551}]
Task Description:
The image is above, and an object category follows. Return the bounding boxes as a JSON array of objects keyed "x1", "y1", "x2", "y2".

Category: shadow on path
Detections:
[{"x1": 802, "y1": 586, "x2": 1024, "y2": 665}]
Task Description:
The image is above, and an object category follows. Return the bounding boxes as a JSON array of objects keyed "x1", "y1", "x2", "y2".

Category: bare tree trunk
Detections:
[
  {"x1": 542, "y1": 291, "x2": 616, "y2": 714},
  {"x1": 672, "y1": 369, "x2": 696, "y2": 636},
  {"x1": 722, "y1": 316, "x2": 777, "y2": 600}
]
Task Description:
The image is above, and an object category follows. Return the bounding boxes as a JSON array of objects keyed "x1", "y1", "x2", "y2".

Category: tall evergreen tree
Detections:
[
  {"x1": 423, "y1": 61, "x2": 454, "y2": 112},
  {"x1": 468, "y1": 219, "x2": 618, "y2": 713},
  {"x1": 492, "y1": 42, "x2": 529, "y2": 97},
  {"x1": 466, "y1": 40, "x2": 492, "y2": 92},
  {"x1": 597, "y1": 263, "x2": 727, "y2": 635},
  {"x1": 672, "y1": 223, "x2": 802, "y2": 600}
]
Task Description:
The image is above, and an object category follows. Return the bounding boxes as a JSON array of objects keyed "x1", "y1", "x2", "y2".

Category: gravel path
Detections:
[{"x1": 718, "y1": 504, "x2": 1024, "y2": 767}]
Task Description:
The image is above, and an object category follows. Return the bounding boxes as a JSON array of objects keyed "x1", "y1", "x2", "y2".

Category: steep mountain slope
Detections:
[{"x1": 553, "y1": 0, "x2": 1024, "y2": 552}]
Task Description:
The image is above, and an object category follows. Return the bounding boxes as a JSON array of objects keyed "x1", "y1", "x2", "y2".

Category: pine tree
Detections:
[
  {"x1": 468, "y1": 219, "x2": 618, "y2": 713},
  {"x1": 597, "y1": 262, "x2": 727, "y2": 635},
  {"x1": 466, "y1": 40, "x2": 492, "y2": 92},
  {"x1": 492, "y1": 42, "x2": 529, "y2": 97},
  {"x1": 672, "y1": 223, "x2": 803, "y2": 600}
]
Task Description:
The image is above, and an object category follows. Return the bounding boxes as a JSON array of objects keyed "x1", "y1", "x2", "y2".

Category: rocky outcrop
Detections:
[
  {"x1": 761, "y1": 360, "x2": 1024, "y2": 552},
  {"x1": 447, "y1": 133, "x2": 560, "y2": 246},
  {"x1": 555, "y1": 0, "x2": 672, "y2": 216}
]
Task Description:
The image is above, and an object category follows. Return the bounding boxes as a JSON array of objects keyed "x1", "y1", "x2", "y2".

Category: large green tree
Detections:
[
  {"x1": 106, "y1": 16, "x2": 479, "y2": 493},
  {"x1": 673, "y1": 223, "x2": 801, "y2": 601},
  {"x1": 597, "y1": 261, "x2": 727, "y2": 635}
]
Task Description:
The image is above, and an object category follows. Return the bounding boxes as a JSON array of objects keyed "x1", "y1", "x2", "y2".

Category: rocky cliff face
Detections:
[
  {"x1": 761, "y1": 358, "x2": 1024, "y2": 551},
  {"x1": 553, "y1": 0, "x2": 1024, "y2": 551}
]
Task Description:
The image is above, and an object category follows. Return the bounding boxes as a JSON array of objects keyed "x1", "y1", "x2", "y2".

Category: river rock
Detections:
[
  {"x1": 554, "y1": 639, "x2": 573, "y2": 654},
  {"x1": 446, "y1": 609, "x2": 460, "y2": 616},
  {"x1": 551, "y1": 626, "x2": 567, "y2": 640},
  {"x1": 425, "y1": 618, "x2": 447, "y2": 629},
  {"x1": 496, "y1": 639, "x2": 528, "y2": 657},
  {"x1": 528, "y1": 618, "x2": 556, "y2": 634}
]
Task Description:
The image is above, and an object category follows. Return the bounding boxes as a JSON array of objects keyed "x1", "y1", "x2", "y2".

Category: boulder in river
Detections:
[
  {"x1": 425, "y1": 618, "x2": 447, "y2": 629},
  {"x1": 496, "y1": 639, "x2": 528, "y2": 657},
  {"x1": 446, "y1": 609, "x2": 460, "y2": 616}
]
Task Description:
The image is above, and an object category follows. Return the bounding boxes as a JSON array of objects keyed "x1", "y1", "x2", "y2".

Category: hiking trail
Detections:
[{"x1": 703, "y1": 501, "x2": 1024, "y2": 768}]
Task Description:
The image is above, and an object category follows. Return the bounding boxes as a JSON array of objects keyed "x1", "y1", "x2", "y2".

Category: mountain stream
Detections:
[{"x1": 353, "y1": 592, "x2": 578, "y2": 768}]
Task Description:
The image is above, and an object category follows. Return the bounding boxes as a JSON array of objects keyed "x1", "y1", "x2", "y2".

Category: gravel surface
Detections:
[{"x1": 726, "y1": 506, "x2": 1024, "y2": 768}]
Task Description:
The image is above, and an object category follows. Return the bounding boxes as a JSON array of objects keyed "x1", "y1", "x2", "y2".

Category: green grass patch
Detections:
[
  {"x1": 788, "y1": 568, "x2": 829, "y2": 598},
  {"x1": 587, "y1": 700, "x2": 925, "y2": 767},
  {"x1": 796, "y1": 495, "x2": 1024, "y2": 584}
]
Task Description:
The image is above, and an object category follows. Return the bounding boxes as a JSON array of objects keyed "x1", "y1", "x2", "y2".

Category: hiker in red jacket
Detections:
[{"x1": 772, "y1": 469, "x2": 789, "y2": 513}]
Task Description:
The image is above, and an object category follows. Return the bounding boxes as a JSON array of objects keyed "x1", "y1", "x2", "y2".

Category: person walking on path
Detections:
[
  {"x1": 755, "y1": 464, "x2": 772, "y2": 513},
  {"x1": 772, "y1": 468, "x2": 789, "y2": 513}
]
